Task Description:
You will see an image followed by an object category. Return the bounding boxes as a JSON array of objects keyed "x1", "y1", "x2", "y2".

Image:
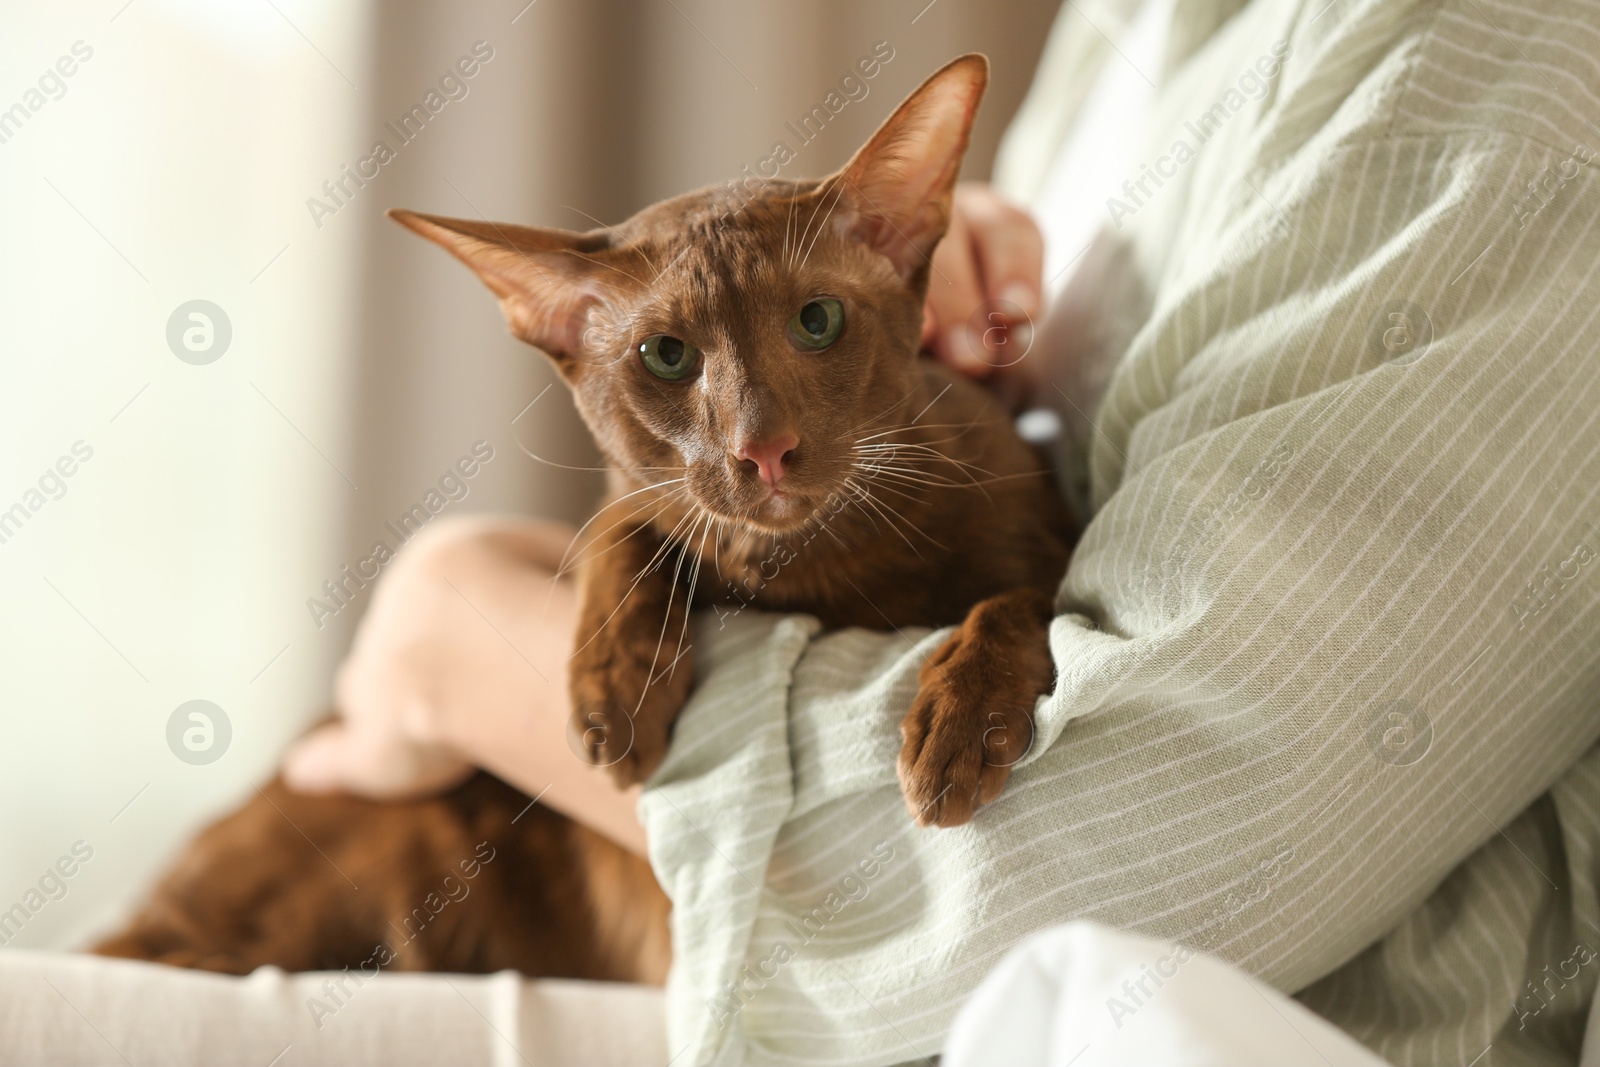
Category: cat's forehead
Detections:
[
  {"x1": 627, "y1": 178, "x2": 817, "y2": 238},
  {"x1": 612, "y1": 178, "x2": 835, "y2": 317}
]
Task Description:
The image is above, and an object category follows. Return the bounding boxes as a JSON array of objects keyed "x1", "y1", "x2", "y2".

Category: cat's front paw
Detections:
[
  {"x1": 897, "y1": 588, "x2": 1055, "y2": 827},
  {"x1": 568, "y1": 634, "x2": 694, "y2": 788}
]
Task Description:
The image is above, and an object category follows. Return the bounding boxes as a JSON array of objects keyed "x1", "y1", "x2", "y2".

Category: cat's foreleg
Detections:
[
  {"x1": 897, "y1": 586, "x2": 1056, "y2": 827},
  {"x1": 569, "y1": 520, "x2": 696, "y2": 787}
]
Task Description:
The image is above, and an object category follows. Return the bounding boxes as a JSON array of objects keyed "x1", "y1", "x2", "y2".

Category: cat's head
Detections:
[{"x1": 391, "y1": 54, "x2": 987, "y2": 535}]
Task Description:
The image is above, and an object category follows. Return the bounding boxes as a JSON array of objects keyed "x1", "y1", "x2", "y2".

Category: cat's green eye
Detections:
[
  {"x1": 638, "y1": 335, "x2": 700, "y2": 381},
  {"x1": 788, "y1": 298, "x2": 845, "y2": 350}
]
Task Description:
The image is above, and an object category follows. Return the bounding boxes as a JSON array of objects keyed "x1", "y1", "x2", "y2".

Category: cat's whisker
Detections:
[
  {"x1": 558, "y1": 248, "x2": 650, "y2": 289},
  {"x1": 840, "y1": 383, "x2": 938, "y2": 440},
  {"x1": 733, "y1": 511, "x2": 756, "y2": 561},
  {"x1": 851, "y1": 427, "x2": 1012, "y2": 512},
  {"x1": 854, "y1": 440, "x2": 1000, "y2": 480},
  {"x1": 855, "y1": 468, "x2": 966, "y2": 493},
  {"x1": 863, "y1": 478, "x2": 926, "y2": 506},
  {"x1": 857, "y1": 415, "x2": 979, "y2": 435},
  {"x1": 570, "y1": 502, "x2": 703, "y2": 656},
  {"x1": 672, "y1": 512, "x2": 714, "y2": 671},
  {"x1": 782, "y1": 190, "x2": 797, "y2": 266},
  {"x1": 853, "y1": 420, "x2": 984, "y2": 443},
  {"x1": 856, "y1": 457, "x2": 1006, "y2": 510},
  {"x1": 855, "y1": 453, "x2": 976, "y2": 477},
  {"x1": 790, "y1": 186, "x2": 820, "y2": 267},
  {"x1": 561, "y1": 204, "x2": 661, "y2": 277},
  {"x1": 717, "y1": 513, "x2": 740, "y2": 582},
  {"x1": 645, "y1": 504, "x2": 704, "y2": 576},
  {"x1": 552, "y1": 492, "x2": 687, "y2": 583},
  {"x1": 791, "y1": 176, "x2": 839, "y2": 269},
  {"x1": 855, "y1": 489, "x2": 914, "y2": 553},
  {"x1": 852, "y1": 454, "x2": 968, "y2": 486},
  {"x1": 851, "y1": 482, "x2": 923, "y2": 557},
  {"x1": 852, "y1": 473, "x2": 950, "y2": 553},
  {"x1": 513, "y1": 435, "x2": 685, "y2": 476},
  {"x1": 890, "y1": 468, "x2": 1040, "y2": 490},
  {"x1": 883, "y1": 451, "x2": 1004, "y2": 483},
  {"x1": 642, "y1": 508, "x2": 708, "y2": 712},
  {"x1": 854, "y1": 437, "x2": 982, "y2": 459},
  {"x1": 841, "y1": 478, "x2": 884, "y2": 536},
  {"x1": 798, "y1": 180, "x2": 848, "y2": 273},
  {"x1": 854, "y1": 455, "x2": 966, "y2": 480},
  {"x1": 553, "y1": 480, "x2": 693, "y2": 580},
  {"x1": 645, "y1": 640, "x2": 694, "y2": 693},
  {"x1": 858, "y1": 448, "x2": 987, "y2": 476},
  {"x1": 874, "y1": 493, "x2": 948, "y2": 552},
  {"x1": 556, "y1": 477, "x2": 690, "y2": 578}
]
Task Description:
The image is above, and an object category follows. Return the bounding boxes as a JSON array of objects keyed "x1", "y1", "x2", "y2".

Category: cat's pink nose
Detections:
[{"x1": 735, "y1": 434, "x2": 798, "y2": 489}]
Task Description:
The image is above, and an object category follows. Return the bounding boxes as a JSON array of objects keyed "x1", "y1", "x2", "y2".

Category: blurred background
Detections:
[{"x1": 0, "y1": 0, "x2": 1059, "y2": 951}]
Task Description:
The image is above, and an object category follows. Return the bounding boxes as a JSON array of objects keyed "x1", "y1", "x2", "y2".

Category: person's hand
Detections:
[
  {"x1": 282, "y1": 516, "x2": 650, "y2": 854},
  {"x1": 281, "y1": 518, "x2": 572, "y2": 800},
  {"x1": 923, "y1": 182, "x2": 1045, "y2": 379}
]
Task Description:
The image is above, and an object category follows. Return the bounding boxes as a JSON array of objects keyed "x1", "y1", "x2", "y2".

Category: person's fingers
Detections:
[
  {"x1": 282, "y1": 714, "x2": 474, "y2": 798},
  {"x1": 959, "y1": 186, "x2": 1045, "y2": 321},
  {"x1": 281, "y1": 722, "x2": 364, "y2": 794},
  {"x1": 925, "y1": 209, "x2": 990, "y2": 374}
]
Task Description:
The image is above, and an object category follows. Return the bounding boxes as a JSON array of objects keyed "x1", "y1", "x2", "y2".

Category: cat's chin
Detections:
[{"x1": 718, "y1": 490, "x2": 826, "y2": 537}]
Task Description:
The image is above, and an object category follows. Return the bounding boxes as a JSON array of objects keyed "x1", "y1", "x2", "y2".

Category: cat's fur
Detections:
[
  {"x1": 95, "y1": 54, "x2": 1073, "y2": 981},
  {"x1": 95, "y1": 773, "x2": 671, "y2": 981}
]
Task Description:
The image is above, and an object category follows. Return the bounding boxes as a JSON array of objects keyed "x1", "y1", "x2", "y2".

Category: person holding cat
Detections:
[
  {"x1": 280, "y1": 2, "x2": 1600, "y2": 1064},
  {"x1": 8, "y1": 0, "x2": 1600, "y2": 1065}
]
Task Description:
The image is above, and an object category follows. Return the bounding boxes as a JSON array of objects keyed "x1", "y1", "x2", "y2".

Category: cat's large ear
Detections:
[
  {"x1": 387, "y1": 209, "x2": 618, "y2": 376},
  {"x1": 829, "y1": 53, "x2": 988, "y2": 285}
]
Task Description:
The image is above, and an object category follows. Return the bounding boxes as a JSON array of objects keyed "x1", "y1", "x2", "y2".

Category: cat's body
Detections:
[{"x1": 96, "y1": 54, "x2": 1075, "y2": 982}]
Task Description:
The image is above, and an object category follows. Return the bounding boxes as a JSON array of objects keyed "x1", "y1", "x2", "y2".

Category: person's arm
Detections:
[
  {"x1": 282, "y1": 516, "x2": 649, "y2": 855},
  {"x1": 638, "y1": 129, "x2": 1600, "y2": 1062}
]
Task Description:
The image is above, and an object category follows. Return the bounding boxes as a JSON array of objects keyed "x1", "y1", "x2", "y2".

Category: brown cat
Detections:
[{"x1": 95, "y1": 53, "x2": 1072, "y2": 981}]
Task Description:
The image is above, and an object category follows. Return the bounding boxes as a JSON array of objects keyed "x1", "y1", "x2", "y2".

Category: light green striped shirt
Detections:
[{"x1": 640, "y1": 1, "x2": 1600, "y2": 1064}]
